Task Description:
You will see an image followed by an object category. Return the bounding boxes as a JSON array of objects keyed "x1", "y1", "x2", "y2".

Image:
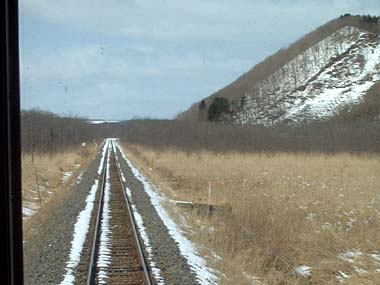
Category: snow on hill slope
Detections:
[{"x1": 233, "y1": 26, "x2": 380, "y2": 125}]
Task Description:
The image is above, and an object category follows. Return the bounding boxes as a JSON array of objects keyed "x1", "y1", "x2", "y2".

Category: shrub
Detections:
[{"x1": 208, "y1": 97, "x2": 230, "y2": 122}]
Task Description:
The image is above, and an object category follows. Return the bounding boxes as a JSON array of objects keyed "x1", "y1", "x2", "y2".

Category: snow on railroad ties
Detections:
[
  {"x1": 115, "y1": 141, "x2": 218, "y2": 285},
  {"x1": 98, "y1": 139, "x2": 110, "y2": 175},
  {"x1": 59, "y1": 139, "x2": 110, "y2": 285},
  {"x1": 98, "y1": 143, "x2": 112, "y2": 283},
  {"x1": 111, "y1": 138, "x2": 165, "y2": 284}
]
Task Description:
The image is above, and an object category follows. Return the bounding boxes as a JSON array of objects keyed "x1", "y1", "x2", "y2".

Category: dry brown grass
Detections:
[
  {"x1": 125, "y1": 144, "x2": 380, "y2": 284},
  {"x1": 22, "y1": 145, "x2": 96, "y2": 219}
]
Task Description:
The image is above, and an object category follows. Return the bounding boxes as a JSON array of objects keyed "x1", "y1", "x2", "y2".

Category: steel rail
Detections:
[
  {"x1": 86, "y1": 141, "x2": 109, "y2": 285},
  {"x1": 86, "y1": 139, "x2": 152, "y2": 284},
  {"x1": 112, "y1": 140, "x2": 153, "y2": 285}
]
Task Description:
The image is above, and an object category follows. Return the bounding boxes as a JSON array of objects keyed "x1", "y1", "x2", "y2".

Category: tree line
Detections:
[
  {"x1": 21, "y1": 109, "x2": 118, "y2": 156},
  {"x1": 120, "y1": 118, "x2": 380, "y2": 154},
  {"x1": 21, "y1": 108, "x2": 380, "y2": 155}
]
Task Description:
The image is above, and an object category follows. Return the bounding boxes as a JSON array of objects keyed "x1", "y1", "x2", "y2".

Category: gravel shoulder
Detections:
[
  {"x1": 115, "y1": 145, "x2": 200, "y2": 285},
  {"x1": 23, "y1": 150, "x2": 103, "y2": 285},
  {"x1": 24, "y1": 141, "x2": 209, "y2": 285}
]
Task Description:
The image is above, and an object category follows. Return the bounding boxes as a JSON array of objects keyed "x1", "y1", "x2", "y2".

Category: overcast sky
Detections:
[{"x1": 19, "y1": 0, "x2": 379, "y2": 120}]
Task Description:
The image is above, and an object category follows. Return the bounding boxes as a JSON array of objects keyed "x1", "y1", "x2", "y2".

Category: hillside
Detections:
[{"x1": 181, "y1": 15, "x2": 380, "y2": 125}]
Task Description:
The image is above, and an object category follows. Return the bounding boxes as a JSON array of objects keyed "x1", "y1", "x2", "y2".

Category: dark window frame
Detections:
[{"x1": 1, "y1": 0, "x2": 24, "y2": 284}]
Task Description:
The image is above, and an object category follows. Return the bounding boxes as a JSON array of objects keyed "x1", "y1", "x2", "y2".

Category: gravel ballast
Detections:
[
  {"x1": 24, "y1": 141, "x2": 206, "y2": 285},
  {"x1": 23, "y1": 149, "x2": 104, "y2": 285},
  {"x1": 115, "y1": 145, "x2": 201, "y2": 285}
]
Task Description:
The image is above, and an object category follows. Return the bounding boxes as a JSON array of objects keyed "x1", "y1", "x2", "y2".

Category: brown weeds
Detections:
[
  {"x1": 22, "y1": 144, "x2": 96, "y2": 218},
  {"x1": 126, "y1": 144, "x2": 380, "y2": 284}
]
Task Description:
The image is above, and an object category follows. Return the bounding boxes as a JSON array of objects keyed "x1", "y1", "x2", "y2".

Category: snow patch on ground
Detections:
[
  {"x1": 243, "y1": 272, "x2": 262, "y2": 284},
  {"x1": 76, "y1": 171, "x2": 84, "y2": 185},
  {"x1": 294, "y1": 265, "x2": 312, "y2": 277},
  {"x1": 370, "y1": 253, "x2": 380, "y2": 262},
  {"x1": 62, "y1": 171, "x2": 73, "y2": 182},
  {"x1": 59, "y1": 179, "x2": 99, "y2": 285},
  {"x1": 337, "y1": 249, "x2": 380, "y2": 278},
  {"x1": 338, "y1": 249, "x2": 363, "y2": 263},
  {"x1": 22, "y1": 207, "x2": 36, "y2": 217},
  {"x1": 87, "y1": 120, "x2": 120, "y2": 124},
  {"x1": 337, "y1": 270, "x2": 350, "y2": 282},
  {"x1": 115, "y1": 141, "x2": 218, "y2": 285},
  {"x1": 59, "y1": 139, "x2": 110, "y2": 285}
]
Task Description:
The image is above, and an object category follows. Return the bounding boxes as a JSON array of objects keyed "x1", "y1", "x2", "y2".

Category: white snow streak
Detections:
[
  {"x1": 76, "y1": 171, "x2": 84, "y2": 184},
  {"x1": 22, "y1": 207, "x2": 35, "y2": 217},
  {"x1": 337, "y1": 270, "x2": 350, "y2": 282},
  {"x1": 87, "y1": 120, "x2": 120, "y2": 124},
  {"x1": 62, "y1": 171, "x2": 73, "y2": 182},
  {"x1": 115, "y1": 141, "x2": 217, "y2": 285},
  {"x1": 59, "y1": 139, "x2": 110, "y2": 285},
  {"x1": 97, "y1": 140, "x2": 110, "y2": 175},
  {"x1": 294, "y1": 265, "x2": 312, "y2": 277},
  {"x1": 59, "y1": 179, "x2": 99, "y2": 285}
]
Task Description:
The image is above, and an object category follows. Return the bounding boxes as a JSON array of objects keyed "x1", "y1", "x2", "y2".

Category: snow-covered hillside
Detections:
[{"x1": 233, "y1": 26, "x2": 380, "y2": 125}]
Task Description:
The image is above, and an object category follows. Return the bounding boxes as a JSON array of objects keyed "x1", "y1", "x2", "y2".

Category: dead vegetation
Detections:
[
  {"x1": 125, "y1": 144, "x2": 380, "y2": 284},
  {"x1": 22, "y1": 143, "x2": 96, "y2": 220},
  {"x1": 21, "y1": 108, "x2": 111, "y2": 222},
  {"x1": 21, "y1": 108, "x2": 114, "y2": 155},
  {"x1": 121, "y1": 119, "x2": 380, "y2": 154},
  {"x1": 334, "y1": 82, "x2": 380, "y2": 121}
]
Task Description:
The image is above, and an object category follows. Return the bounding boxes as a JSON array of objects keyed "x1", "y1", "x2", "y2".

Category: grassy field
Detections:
[
  {"x1": 125, "y1": 144, "x2": 380, "y2": 284},
  {"x1": 22, "y1": 145, "x2": 95, "y2": 219}
]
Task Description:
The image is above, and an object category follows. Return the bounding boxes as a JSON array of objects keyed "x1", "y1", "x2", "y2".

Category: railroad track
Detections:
[{"x1": 86, "y1": 140, "x2": 152, "y2": 285}]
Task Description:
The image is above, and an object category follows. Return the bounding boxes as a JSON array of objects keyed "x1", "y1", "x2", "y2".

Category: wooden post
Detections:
[
  {"x1": 49, "y1": 128, "x2": 54, "y2": 158},
  {"x1": 34, "y1": 167, "x2": 42, "y2": 207},
  {"x1": 31, "y1": 128, "x2": 35, "y2": 164},
  {"x1": 208, "y1": 181, "x2": 212, "y2": 214}
]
